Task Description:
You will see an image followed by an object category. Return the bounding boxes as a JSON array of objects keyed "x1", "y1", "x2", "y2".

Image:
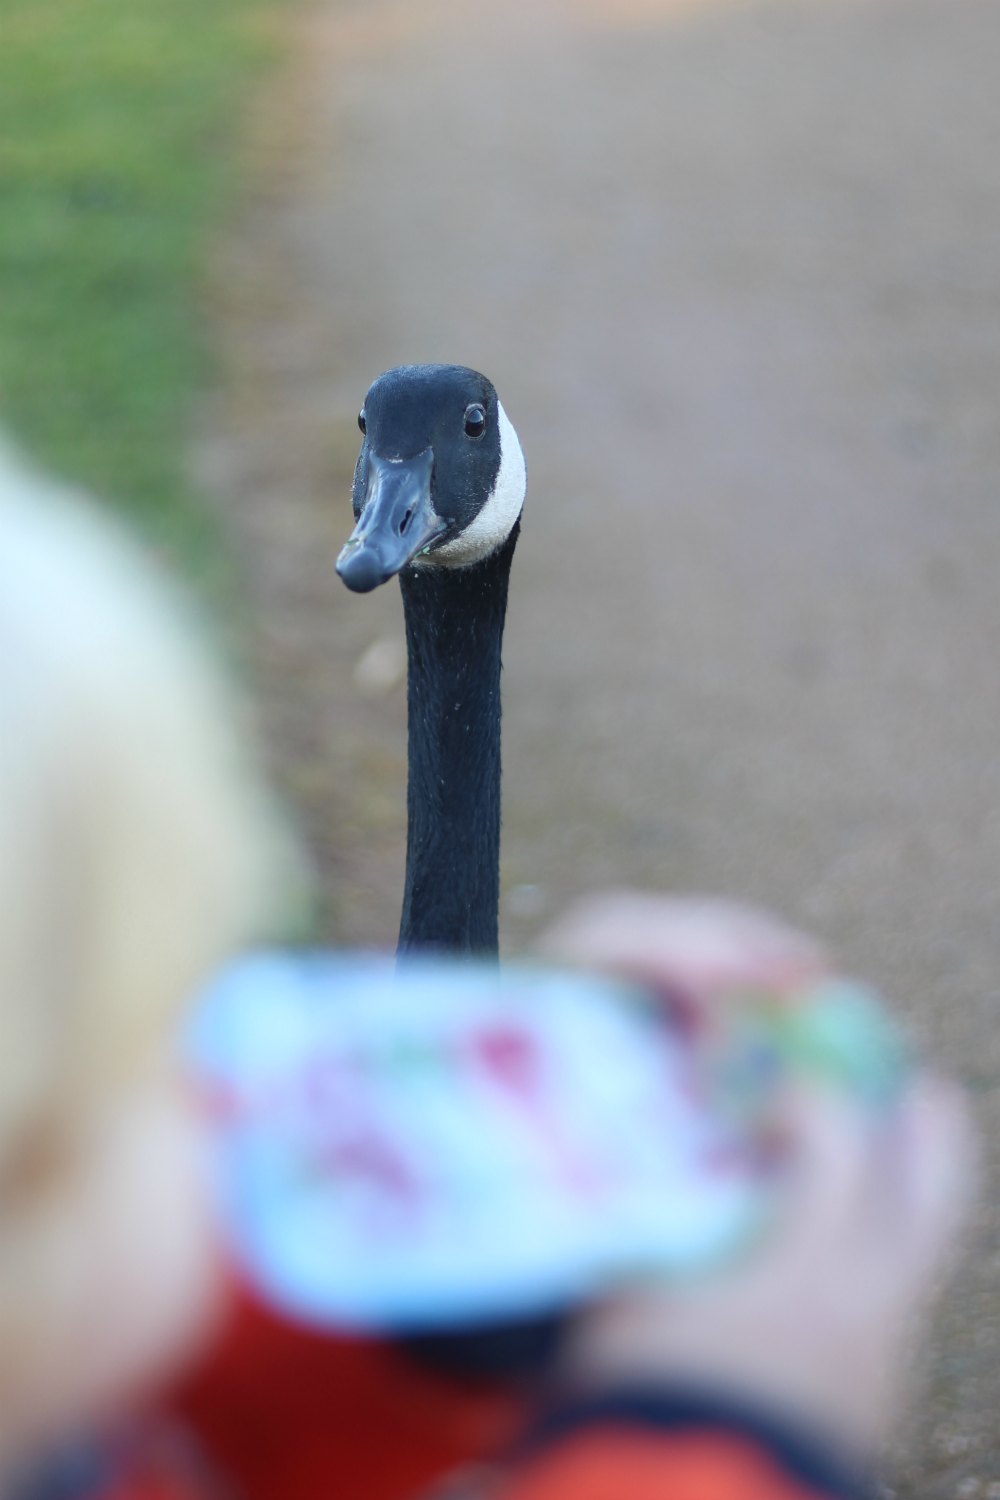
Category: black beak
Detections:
[{"x1": 336, "y1": 449, "x2": 444, "y2": 593}]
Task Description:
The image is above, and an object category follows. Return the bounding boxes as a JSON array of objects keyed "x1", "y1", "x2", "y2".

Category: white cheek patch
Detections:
[{"x1": 424, "y1": 401, "x2": 526, "y2": 568}]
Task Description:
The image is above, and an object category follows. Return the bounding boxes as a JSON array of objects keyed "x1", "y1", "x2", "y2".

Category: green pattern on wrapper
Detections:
[
  {"x1": 771, "y1": 980, "x2": 908, "y2": 1106},
  {"x1": 720, "y1": 978, "x2": 908, "y2": 1122}
]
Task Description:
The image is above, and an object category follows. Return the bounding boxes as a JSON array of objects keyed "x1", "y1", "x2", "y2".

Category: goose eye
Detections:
[
  {"x1": 464, "y1": 403, "x2": 487, "y2": 438},
  {"x1": 358, "y1": 410, "x2": 366, "y2": 435}
]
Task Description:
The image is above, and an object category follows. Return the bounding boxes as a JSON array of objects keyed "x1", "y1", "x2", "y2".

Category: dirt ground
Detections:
[{"x1": 196, "y1": 1, "x2": 1000, "y2": 1492}]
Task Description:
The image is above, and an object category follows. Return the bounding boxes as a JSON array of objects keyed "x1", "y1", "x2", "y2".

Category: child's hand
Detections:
[
  {"x1": 541, "y1": 891, "x2": 829, "y2": 1018},
  {"x1": 562, "y1": 1076, "x2": 971, "y2": 1455},
  {"x1": 539, "y1": 892, "x2": 975, "y2": 1457}
]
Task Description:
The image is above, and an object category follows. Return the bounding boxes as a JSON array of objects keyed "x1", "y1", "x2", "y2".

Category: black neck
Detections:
[{"x1": 396, "y1": 520, "x2": 519, "y2": 958}]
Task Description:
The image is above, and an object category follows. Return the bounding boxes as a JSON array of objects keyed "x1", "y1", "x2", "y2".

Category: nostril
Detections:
[{"x1": 399, "y1": 508, "x2": 413, "y2": 535}]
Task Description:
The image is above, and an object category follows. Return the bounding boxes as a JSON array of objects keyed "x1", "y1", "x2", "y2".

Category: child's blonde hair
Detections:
[{"x1": 0, "y1": 437, "x2": 289, "y2": 1186}]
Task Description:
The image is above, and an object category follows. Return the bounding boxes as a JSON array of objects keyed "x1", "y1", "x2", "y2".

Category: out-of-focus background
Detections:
[{"x1": 3, "y1": 0, "x2": 999, "y2": 1492}]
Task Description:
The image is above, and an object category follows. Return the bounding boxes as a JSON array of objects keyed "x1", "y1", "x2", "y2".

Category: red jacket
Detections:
[{"x1": 22, "y1": 1286, "x2": 865, "y2": 1500}]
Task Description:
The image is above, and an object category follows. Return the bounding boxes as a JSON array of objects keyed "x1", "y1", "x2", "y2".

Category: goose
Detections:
[{"x1": 336, "y1": 364, "x2": 526, "y2": 958}]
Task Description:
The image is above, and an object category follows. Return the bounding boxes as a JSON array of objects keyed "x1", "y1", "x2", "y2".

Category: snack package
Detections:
[{"x1": 187, "y1": 953, "x2": 907, "y2": 1337}]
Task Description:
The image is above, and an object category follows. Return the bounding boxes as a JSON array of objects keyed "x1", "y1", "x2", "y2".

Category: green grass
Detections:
[{"x1": 0, "y1": 0, "x2": 289, "y2": 580}]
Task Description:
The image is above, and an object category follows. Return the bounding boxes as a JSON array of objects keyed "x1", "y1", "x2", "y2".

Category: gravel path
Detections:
[{"x1": 198, "y1": 2, "x2": 1000, "y2": 1491}]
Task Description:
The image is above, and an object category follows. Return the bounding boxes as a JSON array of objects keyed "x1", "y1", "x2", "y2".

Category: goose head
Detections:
[{"x1": 336, "y1": 364, "x2": 526, "y2": 594}]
